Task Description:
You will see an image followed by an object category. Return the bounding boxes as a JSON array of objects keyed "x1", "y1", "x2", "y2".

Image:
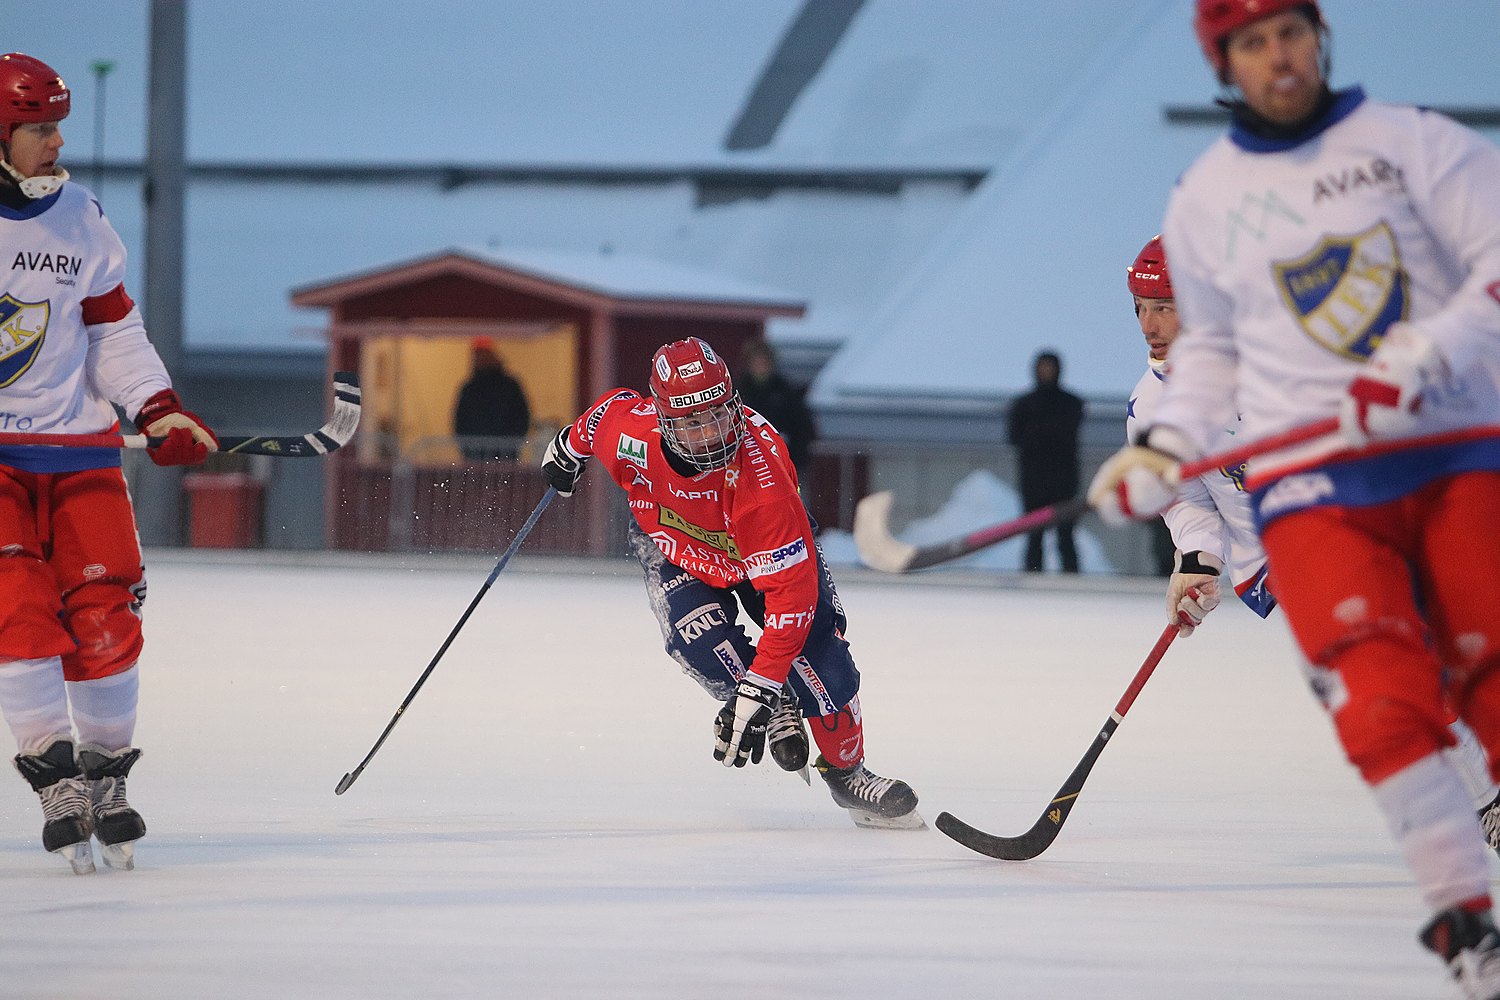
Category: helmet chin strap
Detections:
[{"x1": 2, "y1": 158, "x2": 68, "y2": 198}]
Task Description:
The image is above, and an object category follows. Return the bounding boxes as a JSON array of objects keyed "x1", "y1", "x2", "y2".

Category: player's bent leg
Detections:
[
  {"x1": 1263, "y1": 506, "x2": 1450, "y2": 783},
  {"x1": 1268, "y1": 505, "x2": 1495, "y2": 950},
  {"x1": 1418, "y1": 472, "x2": 1500, "y2": 785},
  {"x1": 625, "y1": 521, "x2": 816, "y2": 773},
  {"x1": 809, "y1": 696, "x2": 922, "y2": 829},
  {"x1": 48, "y1": 468, "x2": 150, "y2": 868},
  {"x1": 627, "y1": 523, "x2": 755, "y2": 701},
  {"x1": 57, "y1": 577, "x2": 145, "y2": 686},
  {"x1": 1326, "y1": 636, "x2": 1453, "y2": 785}
]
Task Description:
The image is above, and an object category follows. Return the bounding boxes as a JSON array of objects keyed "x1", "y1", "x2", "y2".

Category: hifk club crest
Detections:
[
  {"x1": 0, "y1": 295, "x2": 49, "y2": 387},
  {"x1": 1272, "y1": 222, "x2": 1407, "y2": 360}
]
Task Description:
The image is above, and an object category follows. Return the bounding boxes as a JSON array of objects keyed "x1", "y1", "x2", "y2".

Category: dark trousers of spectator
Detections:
[{"x1": 1024, "y1": 522, "x2": 1078, "y2": 574}]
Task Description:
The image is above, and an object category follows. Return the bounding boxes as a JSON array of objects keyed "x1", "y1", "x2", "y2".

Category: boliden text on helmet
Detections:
[{"x1": 667, "y1": 383, "x2": 727, "y2": 409}]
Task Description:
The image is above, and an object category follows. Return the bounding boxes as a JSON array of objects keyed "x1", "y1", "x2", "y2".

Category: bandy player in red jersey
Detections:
[
  {"x1": 541, "y1": 337, "x2": 922, "y2": 829},
  {"x1": 0, "y1": 53, "x2": 217, "y2": 874}
]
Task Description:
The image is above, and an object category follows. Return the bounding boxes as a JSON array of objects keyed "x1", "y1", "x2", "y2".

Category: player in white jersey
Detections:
[
  {"x1": 1090, "y1": 4, "x2": 1500, "y2": 992},
  {"x1": 1125, "y1": 235, "x2": 1273, "y2": 636},
  {"x1": 0, "y1": 54, "x2": 217, "y2": 873},
  {"x1": 1125, "y1": 233, "x2": 1500, "y2": 851}
]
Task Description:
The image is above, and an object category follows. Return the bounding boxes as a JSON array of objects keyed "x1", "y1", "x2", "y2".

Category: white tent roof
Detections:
[{"x1": 808, "y1": 0, "x2": 1500, "y2": 404}]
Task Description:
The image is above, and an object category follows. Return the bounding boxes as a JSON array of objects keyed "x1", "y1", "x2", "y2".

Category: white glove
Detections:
[
  {"x1": 711, "y1": 674, "x2": 779, "y2": 768},
  {"x1": 1167, "y1": 550, "x2": 1223, "y2": 637},
  {"x1": 1088, "y1": 427, "x2": 1196, "y2": 526},
  {"x1": 1339, "y1": 323, "x2": 1449, "y2": 448}
]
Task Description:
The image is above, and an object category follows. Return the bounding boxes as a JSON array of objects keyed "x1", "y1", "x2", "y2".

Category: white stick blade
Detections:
[{"x1": 852, "y1": 491, "x2": 918, "y2": 573}]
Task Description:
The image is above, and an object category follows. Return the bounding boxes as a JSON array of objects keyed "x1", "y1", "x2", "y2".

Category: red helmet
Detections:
[
  {"x1": 1193, "y1": 0, "x2": 1322, "y2": 80},
  {"x1": 1127, "y1": 236, "x2": 1173, "y2": 300},
  {"x1": 649, "y1": 337, "x2": 745, "y2": 471},
  {"x1": 0, "y1": 53, "x2": 70, "y2": 143}
]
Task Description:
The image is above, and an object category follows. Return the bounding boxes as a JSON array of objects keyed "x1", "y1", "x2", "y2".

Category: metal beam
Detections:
[
  {"x1": 725, "y1": 0, "x2": 867, "y2": 151},
  {"x1": 137, "y1": 0, "x2": 189, "y2": 546},
  {"x1": 81, "y1": 159, "x2": 987, "y2": 197}
]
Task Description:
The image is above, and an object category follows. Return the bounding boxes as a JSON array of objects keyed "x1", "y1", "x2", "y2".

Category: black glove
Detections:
[
  {"x1": 541, "y1": 427, "x2": 588, "y2": 497},
  {"x1": 712, "y1": 676, "x2": 778, "y2": 768}
]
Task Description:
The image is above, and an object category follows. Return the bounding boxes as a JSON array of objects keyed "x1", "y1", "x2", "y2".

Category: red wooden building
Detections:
[{"x1": 291, "y1": 246, "x2": 806, "y2": 555}]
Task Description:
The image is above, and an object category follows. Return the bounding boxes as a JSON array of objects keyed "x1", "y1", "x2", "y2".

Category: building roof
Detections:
[{"x1": 291, "y1": 246, "x2": 806, "y2": 316}]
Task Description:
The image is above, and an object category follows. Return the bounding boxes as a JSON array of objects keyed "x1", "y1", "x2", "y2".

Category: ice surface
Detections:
[{"x1": 0, "y1": 553, "x2": 1459, "y2": 998}]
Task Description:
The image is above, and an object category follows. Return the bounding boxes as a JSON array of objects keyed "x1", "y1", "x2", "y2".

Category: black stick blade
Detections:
[
  {"x1": 935, "y1": 809, "x2": 1067, "y2": 861},
  {"x1": 334, "y1": 771, "x2": 358, "y2": 795}
]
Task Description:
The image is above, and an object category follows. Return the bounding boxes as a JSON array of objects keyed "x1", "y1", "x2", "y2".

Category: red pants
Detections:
[
  {"x1": 1262, "y1": 472, "x2": 1500, "y2": 785},
  {"x1": 0, "y1": 466, "x2": 145, "y2": 680}
]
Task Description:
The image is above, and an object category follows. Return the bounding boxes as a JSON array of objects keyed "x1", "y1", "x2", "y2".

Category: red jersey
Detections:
[{"x1": 567, "y1": 389, "x2": 818, "y2": 686}]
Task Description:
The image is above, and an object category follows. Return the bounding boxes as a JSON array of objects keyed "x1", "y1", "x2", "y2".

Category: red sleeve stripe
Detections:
[{"x1": 81, "y1": 283, "x2": 136, "y2": 326}]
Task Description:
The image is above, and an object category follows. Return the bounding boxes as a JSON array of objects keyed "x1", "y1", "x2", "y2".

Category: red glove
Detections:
[{"x1": 134, "y1": 389, "x2": 219, "y2": 466}]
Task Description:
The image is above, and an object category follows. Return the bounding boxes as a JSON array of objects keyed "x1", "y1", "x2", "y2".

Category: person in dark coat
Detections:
[
  {"x1": 737, "y1": 338, "x2": 817, "y2": 481},
  {"x1": 453, "y1": 338, "x2": 531, "y2": 461},
  {"x1": 1007, "y1": 350, "x2": 1084, "y2": 572}
]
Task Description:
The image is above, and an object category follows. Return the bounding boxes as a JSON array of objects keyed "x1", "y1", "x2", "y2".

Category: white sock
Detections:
[
  {"x1": 0, "y1": 657, "x2": 72, "y2": 754},
  {"x1": 67, "y1": 665, "x2": 139, "y2": 751},
  {"x1": 1373, "y1": 753, "x2": 1493, "y2": 912},
  {"x1": 1444, "y1": 720, "x2": 1499, "y2": 809}
]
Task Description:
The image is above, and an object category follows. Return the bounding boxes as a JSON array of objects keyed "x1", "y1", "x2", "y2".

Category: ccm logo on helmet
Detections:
[{"x1": 668, "y1": 384, "x2": 727, "y2": 409}]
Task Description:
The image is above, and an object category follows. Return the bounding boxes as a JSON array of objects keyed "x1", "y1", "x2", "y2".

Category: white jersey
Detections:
[
  {"x1": 1156, "y1": 88, "x2": 1500, "y2": 525},
  {"x1": 0, "y1": 181, "x2": 171, "y2": 472},
  {"x1": 1127, "y1": 361, "x2": 1273, "y2": 616}
]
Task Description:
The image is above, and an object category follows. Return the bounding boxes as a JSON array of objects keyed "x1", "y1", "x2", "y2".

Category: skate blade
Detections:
[
  {"x1": 101, "y1": 841, "x2": 137, "y2": 871},
  {"x1": 55, "y1": 840, "x2": 96, "y2": 875},
  {"x1": 796, "y1": 764, "x2": 810, "y2": 786},
  {"x1": 847, "y1": 807, "x2": 927, "y2": 831}
]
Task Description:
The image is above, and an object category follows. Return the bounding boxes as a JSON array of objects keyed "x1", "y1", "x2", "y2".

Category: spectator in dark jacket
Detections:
[
  {"x1": 1008, "y1": 350, "x2": 1084, "y2": 572},
  {"x1": 454, "y1": 338, "x2": 531, "y2": 461},
  {"x1": 737, "y1": 338, "x2": 817, "y2": 481}
]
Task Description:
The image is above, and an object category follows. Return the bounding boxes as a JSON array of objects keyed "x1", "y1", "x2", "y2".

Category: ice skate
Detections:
[
  {"x1": 767, "y1": 686, "x2": 810, "y2": 782},
  {"x1": 1479, "y1": 790, "x2": 1500, "y2": 860},
  {"x1": 13, "y1": 738, "x2": 96, "y2": 874},
  {"x1": 79, "y1": 745, "x2": 145, "y2": 871},
  {"x1": 814, "y1": 755, "x2": 924, "y2": 830},
  {"x1": 1421, "y1": 906, "x2": 1500, "y2": 1000}
]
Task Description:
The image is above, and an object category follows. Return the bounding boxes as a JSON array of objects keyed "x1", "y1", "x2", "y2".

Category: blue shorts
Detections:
[{"x1": 627, "y1": 521, "x2": 860, "y2": 717}]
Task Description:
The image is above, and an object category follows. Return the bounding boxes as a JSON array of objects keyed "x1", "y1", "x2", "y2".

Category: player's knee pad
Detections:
[
  {"x1": 673, "y1": 610, "x2": 755, "y2": 687},
  {"x1": 1448, "y1": 653, "x2": 1500, "y2": 773},
  {"x1": 60, "y1": 580, "x2": 144, "y2": 682},
  {"x1": 1316, "y1": 635, "x2": 1451, "y2": 785},
  {"x1": 0, "y1": 552, "x2": 74, "y2": 660}
]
